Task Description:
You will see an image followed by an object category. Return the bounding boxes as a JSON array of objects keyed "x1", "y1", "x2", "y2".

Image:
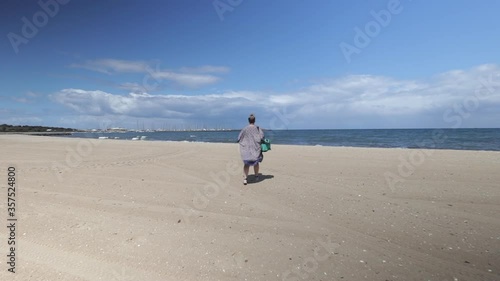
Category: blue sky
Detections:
[{"x1": 1, "y1": 0, "x2": 500, "y2": 129}]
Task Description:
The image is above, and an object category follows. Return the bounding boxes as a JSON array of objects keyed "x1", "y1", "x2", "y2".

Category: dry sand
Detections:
[{"x1": 0, "y1": 135, "x2": 499, "y2": 281}]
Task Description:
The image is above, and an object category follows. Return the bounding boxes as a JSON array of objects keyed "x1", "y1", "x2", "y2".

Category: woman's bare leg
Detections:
[
  {"x1": 243, "y1": 165, "x2": 250, "y2": 179},
  {"x1": 253, "y1": 163, "x2": 259, "y2": 177}
]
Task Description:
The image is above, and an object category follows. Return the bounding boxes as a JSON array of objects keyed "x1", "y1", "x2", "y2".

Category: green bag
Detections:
[{"x1": 261, "y1": 138, "x2": 271, "y2": 152}]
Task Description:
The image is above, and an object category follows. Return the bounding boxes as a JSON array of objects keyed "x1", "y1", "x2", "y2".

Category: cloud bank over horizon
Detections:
[{"x1": 43, "y1": 63, "x2": 500, "y2": 130}]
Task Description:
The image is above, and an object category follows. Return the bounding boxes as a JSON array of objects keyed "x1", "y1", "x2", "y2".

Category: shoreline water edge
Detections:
[{"x1": 54, "y1": 128, "x2": 500, "y2": 151}]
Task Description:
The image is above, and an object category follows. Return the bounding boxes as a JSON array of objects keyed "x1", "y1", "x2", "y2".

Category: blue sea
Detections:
[{"x1": 66, "y1": 128, "x2": 500, "y2": 151}]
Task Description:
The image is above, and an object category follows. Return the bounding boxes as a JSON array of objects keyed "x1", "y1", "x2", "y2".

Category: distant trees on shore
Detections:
[{"x1": 0, "y1": 124, "x2": 76, "y2": 132}]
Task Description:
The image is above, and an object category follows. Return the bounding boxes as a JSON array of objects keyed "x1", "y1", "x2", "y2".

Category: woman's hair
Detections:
[{"x1": 248, "y1": 114, "x2": 256, "y2": 124}]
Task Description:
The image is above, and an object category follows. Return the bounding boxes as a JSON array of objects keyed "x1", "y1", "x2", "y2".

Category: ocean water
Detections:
[{"x1": 66, "y1": 128, "x2": 500, "y2": 151}]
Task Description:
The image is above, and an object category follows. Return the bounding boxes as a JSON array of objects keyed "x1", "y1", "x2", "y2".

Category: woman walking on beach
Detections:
[{"x1": 238, "y1": 114, "x2": 264, "y2": 185}]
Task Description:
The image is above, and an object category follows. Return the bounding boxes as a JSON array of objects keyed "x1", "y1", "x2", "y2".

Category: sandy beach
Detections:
[{"x1": 0, "y1": 134, "x2": 499, "y2": 281}]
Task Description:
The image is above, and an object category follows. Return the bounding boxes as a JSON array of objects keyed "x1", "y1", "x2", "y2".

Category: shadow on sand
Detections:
[{"x1": 247, "y1": 174, "x2": 274, "y2": 184}]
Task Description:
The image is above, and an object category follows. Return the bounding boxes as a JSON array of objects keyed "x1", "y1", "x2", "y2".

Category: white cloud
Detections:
[
  {"x1": 151, "y1": 71, "x2": 220, "y2": 88},
  {"x1": 26, "y1": 91, "x2": 40, "y2": 97},
  {"x1": 10, "y1": 91, "x2": 43, "y2": 104},
  {"x1": 51, "y1": 64, "x2": 500, "y2": 129},
  {"x1": 118, "y1": 82, "x2": 146, "y2": 93},
  {"x1": 51, "y1": 89, "x2": 250, "y2": 119},
  {"x1": 12, "y1": 97, "x2": 30, "y2": 103},
  {"x1": 71, "y1": 59, "x2": 149, "y2": 74},
  {"x1": 179, "y1": 65, "x2": 230, "y2": 73},
  {"x1": 70, "y1": 59, "x2": 229, "y2": 89}
]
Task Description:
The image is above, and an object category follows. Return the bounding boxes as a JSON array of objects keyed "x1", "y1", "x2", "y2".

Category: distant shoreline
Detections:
[
  {"x1": 5, "y1": 128, "x2": 500, "y2": 152},
  {"x1": 0, "y1": 131, "x2": 73, "y2": 136}
]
